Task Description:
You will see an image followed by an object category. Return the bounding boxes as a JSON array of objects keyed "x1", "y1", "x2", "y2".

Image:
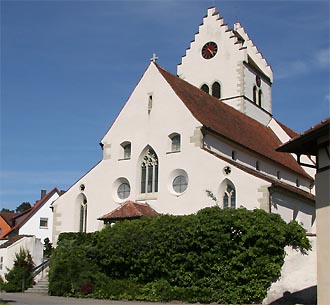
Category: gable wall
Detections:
[
  {"x1": 0, "y1": 218, "x2": 11, "y2": 238},
  {"x1": 19, "y1": 192, "x2": 59, "y2": 243}
]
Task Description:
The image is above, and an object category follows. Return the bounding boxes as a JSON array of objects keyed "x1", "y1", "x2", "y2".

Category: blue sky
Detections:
[{"x1": 1, "y1": 0, "x2": 329, "y2": 211}]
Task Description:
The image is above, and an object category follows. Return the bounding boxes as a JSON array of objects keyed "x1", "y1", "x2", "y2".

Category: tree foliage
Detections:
[
  {"x1": 15, "y1": 202, "x2": 31, "y2": 213},
  {"x1": 49, "y1": 207, "x2": 311, "y2": 303},
  {"x1": 2, "y1": 248, "x2": 35, "y2": 292}
]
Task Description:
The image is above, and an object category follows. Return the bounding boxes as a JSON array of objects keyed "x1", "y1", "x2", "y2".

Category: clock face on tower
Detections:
[{"x1": 201, "y1": 41, "x2": 218, "y2": 59}]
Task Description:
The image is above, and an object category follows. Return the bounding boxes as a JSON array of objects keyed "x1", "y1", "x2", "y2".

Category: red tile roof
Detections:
[
  {"x1": 3, "y1": 188, "x2": 60, "y2": 238},
  {"x1": 156, "y1": 64, "x2": 311, "y2": 180},
  {"x1": 98, "y1": 201, "x2": 158, "y2": 221},
  {"x1": 0, "y1": 212, "x2": 20, "y2": 227}
]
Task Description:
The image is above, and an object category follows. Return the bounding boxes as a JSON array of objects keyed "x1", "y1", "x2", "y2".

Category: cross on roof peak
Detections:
[{"x1": 150, "y1": 53, "x2": 158, "y2": 63}]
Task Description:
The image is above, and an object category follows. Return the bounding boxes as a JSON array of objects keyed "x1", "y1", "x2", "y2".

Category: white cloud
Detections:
[
  {"x1": 315, "y1": 47, "x2": 330, "y2": 68},
  {"x1": 276, "y1": 60, "x2": 308, "y2": 80}
]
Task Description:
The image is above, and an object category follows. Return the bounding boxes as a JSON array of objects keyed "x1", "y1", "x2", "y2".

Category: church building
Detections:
[{"x1": 52, "y1": 7, "x2": 316, "y2": 244}]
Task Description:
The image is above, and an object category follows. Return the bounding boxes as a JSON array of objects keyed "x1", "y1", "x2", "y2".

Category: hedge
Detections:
[{"x1": 49, "y1": 207, "x2": 311, "y2": 303}]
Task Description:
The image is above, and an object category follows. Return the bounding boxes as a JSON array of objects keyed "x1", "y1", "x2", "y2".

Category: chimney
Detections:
[{"x1": 41, "y1": 189, "x2": 47, "y2": 199}]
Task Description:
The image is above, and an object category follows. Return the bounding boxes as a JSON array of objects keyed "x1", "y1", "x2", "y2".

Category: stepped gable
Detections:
[
  {"x1": 156, "y1": 64, "x2": 311, "y2": 179},
  {"x1": 179, "y1": 7, "x2": 247, "y2": 67},
  {"x1": 234, "y1": 23, "x2": 273, "y2": 81},
  {"x1": 98, "y1": 201, "x2": 158, "y2": 222}
]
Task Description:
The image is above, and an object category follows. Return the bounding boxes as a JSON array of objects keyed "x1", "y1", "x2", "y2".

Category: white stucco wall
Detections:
[
  {"x1": 19, "y1": 192, "x2": 58, "y2": 244},
  {"x1": 263, "y1": 237, "x2": 317, "y2": 305},
  {"x1": 0, "y1": 236, "x2": 43, "y2": 280}
]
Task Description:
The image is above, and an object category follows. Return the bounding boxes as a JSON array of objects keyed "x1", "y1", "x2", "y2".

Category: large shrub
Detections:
[
  {"x1": 2, "y1": 248, "x2": 35, "y2": 292},
  {"x1": 49, "y1": 207, "x2": 311, "y2": 303}
]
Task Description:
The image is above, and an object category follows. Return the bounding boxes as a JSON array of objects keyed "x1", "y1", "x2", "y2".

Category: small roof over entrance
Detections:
[{"x1": 98, "y1": 201, "x2": 158, "y2": 224}]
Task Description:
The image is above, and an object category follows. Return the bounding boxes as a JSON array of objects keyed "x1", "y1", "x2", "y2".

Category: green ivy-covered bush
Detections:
[{"x1": 49, "y1": 207, "x2": 311, "y2": 303}]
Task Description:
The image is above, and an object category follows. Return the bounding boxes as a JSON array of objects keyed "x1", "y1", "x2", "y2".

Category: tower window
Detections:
[
  {"x1": 258, "y1": 90, "x2": 262, "y2": 107},
  {"x1": 212, "y1": 82, "x2": 221, "y2": 99},
  {"x1": 201, "y1": 84, "x2": 209, "y2": 94},
  {"x1": 122, "y1": 143, "x2": 131, "y2": 159},
  {"x1": 253, "y1": 86, "x2": 257, "y2": 104}
]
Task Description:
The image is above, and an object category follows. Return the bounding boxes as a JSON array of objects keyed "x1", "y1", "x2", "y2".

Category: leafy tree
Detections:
[
  {"x1": 15, "y1": 202, "x2": 31, "y2": 213},
  {"x1": 0, "y1": 208, "x2": 14, "y2": 213},
  {"x1": 2, "y1": 248, "x2": 35, "y2": 292},
  {"x1": 43, "y1": 238, "x2": 53, "y2": 257}
]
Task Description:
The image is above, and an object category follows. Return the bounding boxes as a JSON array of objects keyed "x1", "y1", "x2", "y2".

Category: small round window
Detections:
[
  {"x1": 172, "y1": 175, "x2": 188, "y2": 193},
  {"x1": 117, "y1": 183, "x2": 130, "y2": 199}
]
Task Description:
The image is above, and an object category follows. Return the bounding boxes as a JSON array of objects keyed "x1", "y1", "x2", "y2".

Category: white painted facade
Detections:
[
  {"x1": 0, "y1": 236, "x2": 43, "y2": 281},
  {"x1": 18, "y1": 191, "x2": 59, "y2": 244},
  {"x1": 50, "y1": 7, "x2": 318, "y2": 302},
  {"x1": 52, "y1": 7, "x2": 316, "y2": 243}
]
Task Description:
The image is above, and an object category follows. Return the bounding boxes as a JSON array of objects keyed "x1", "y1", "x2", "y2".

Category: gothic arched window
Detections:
[
  {"x1": 80, "y1": 198, "x2": 87, "y2": 233},
  {"x1": 140, "y1": 148, "x2": 159, "y2": 194},
  {"x1": 212, "y1": 82, "x2": 221, "y2": 99},
  {"x1": 201, "y1": 84, "x2": 209, "y2": 94},
  {"x1": 223, "y1": 182, "x2": 236, "y2": 209}
]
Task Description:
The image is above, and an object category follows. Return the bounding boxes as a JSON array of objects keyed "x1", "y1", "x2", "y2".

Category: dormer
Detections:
[{"x1": 177, "y1": 7, "x2": 273, "y2": 126}]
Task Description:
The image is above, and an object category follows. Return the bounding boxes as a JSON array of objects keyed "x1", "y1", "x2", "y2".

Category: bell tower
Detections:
[{"x1": 177, "y1": 7, "x2": 273, "y2": 125}]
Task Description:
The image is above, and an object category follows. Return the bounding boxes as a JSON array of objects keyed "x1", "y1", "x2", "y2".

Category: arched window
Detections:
[
  {"x1": 201, "y1": 84, "x2": 209, "y2": 94},
  {"x1": 253, "y1": 86, "x2": 257, "y2": 103},
  {"x1": 170, "y1": 134, "x2": 181, "y2": 152},
  {"x1": 140, "y1": 148, "x2": 158, "y2": 194},
  {"x1": 121, "y1": 142, "x2": 131, "y2": 159},
  {"x1": 258, "y1": 90, "x2": 262, "y2": 107},
  {"x1": 223, "y1": 183, "x2": 236, "y2": 209},
  {"x1": 79, "y1": 197, "x2": 87, "y2": 233},
  {"x1": 212, "y1": 82, "x2": 221, "y2": 99}
]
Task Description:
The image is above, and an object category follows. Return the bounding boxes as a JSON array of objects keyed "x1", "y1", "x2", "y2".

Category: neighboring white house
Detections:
[
  {"x1": 0, "y1": 235, "x2": 43, "y2": 280},
  {"x1": 51, "y1": 7, "x2": 317, "y2": 302},
  {"x1": 5, "y1": 188, "x2": 60, "y2": 244}
]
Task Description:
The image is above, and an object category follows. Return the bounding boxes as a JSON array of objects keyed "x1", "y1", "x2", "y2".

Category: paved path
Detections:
[{"x1": 0, "y1": 293, "x2": 172, "y2": 305}]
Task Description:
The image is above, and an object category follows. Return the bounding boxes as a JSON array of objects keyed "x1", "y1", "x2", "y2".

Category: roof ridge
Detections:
[{"x1": 156, "y1": 64, "x2": 311, "y2": 180}]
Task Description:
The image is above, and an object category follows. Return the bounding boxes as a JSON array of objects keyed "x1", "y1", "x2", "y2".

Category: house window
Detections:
[
  {"x1": 141, "y1": 149, "x2": 158, "y2": 194},
  {"x1": 256, "y1": 161, "x2": 260, "y2": 171},
  {"x1": 201, "y1": 84, "x2": 209, "y2": 94},
  {"x1": 39, "y1": 218, "x2": 48, "y2": 228},
  {"x1": 223, "y1": 183, "x2": 236, "y2": 209},
  {"x1": 231, "y1": 150, "x2": 237, "y2": 160},
  {"x1": 0, "y1": 257, "x2": 3, "y2": 270},
  {"x1": 172, "y1": 175, "x2": 188, "y2": 193},
  {"x1": 296, "y1": 179, "x2": 300, "y2": 187},
  {"x1": 253, "y1": 86, "x2": 257, "y2": 103},
  {"x1": 212, "y1": 82, "x2": 221, "y2": 99},
  {"x1": 117, "y1": 183, "x2": 130, "y2": 200},
  {"x1": 80, "y1": 199, "x2": 87, "y2": 233},
  {"x1": 170, "y1": 134, "x2": 181, "y2": 152}
]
